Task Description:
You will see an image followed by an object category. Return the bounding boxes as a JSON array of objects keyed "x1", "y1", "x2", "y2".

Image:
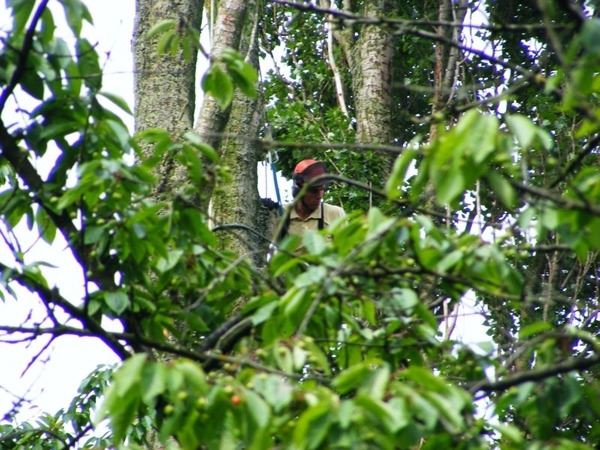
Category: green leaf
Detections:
[
  {"x1": 337, "y1": 400, "x2": 354, "y2": 429},
  {"x1": 396, "y1": 385, "x2": 439, "y2": 430},
  {"x1": 39, "y1": 8, "x2": 55, "y2": 45},
  {"x1": 36, "y1": 207, "x2": 57, "y2": 245},
  {"x1": 492, "y1": 423, "x2": 523, "y2": 444},
  {"x1": 486, "y1": 171, "x2": 517, "y2": 209},
  {"x1": 251, "y1": 301, "x2": 278, "y2": 325},
  {"x1": 303, "y1": 231, "x2": 328, "y2": 254},
  {"x1": 179, "y1": 144, "x2": 203, "y2": 185},
  {"x1": 201, "y1": 65, "x2": 234, "y2": 110},
  {"x1": 228, "y1": 64, "x2": 257, "y2": 98},
  {"x1": 220, "y1": 48, "x2": 258, "y2": 98},
  {"x1": 294, "y1": 401, "x2": 332, "y2": 450},
  {"x1": 466, "y1": 113, "x2": 499, "y2": 165},
  {"x1": 295, "y1": 265, "x2": 327, "y2": 288},
  {"x1": 404, "y1": 366, "x2": 451, "y2": 394},
  {"x1": 146, "y1": 19, "x2": 176, "y2": 39},
  {"x1": 506, "y1": 114, "x2": 538, "y2": 150},
  {"x1": 274, "y1": 344, "x2": 293, "y2": 372},
  {"x1": 113, "y1": 353, "x2": 147, "y2": 397},
  {"x1": 292, "y1": 344, "x2": 307, "y2": 371},
  {"x1": 83, "y1": 225, "x2": 108, "y2": 245},
  {"x1": 280, "y1": 286, "x2": 308, "y2": 318},
  {"x1": 299, "y1": 337, "x2": 331, "y2": 376},
  {"x1": 390, "y1": 288, "x2": 419, "y2": 311},
  {"x1": 436, "y1": 249, "x2": 463, "y2": 273},
  {"x1": 140, "y1": 362, "x2": 167, "y2": 404},
  {"x1": 99, "y1": 119, "x2": 131, "y2": 152},
  {"x1": 332, "y1": 363, "x2": 372, "y2": 395},
  {"x1": 519, "y1": 321, "x2": 552, "y2": 339},
  {"x1": 183, "y1": 132, "x2": 219, "y2": 162},
  {"x1": 104, "y1": 291, "x2": 130, "y2": 315},
  {"x1": 175, "y1": 360, "x2": 208, "y2": 393},
  {"x1": 98, "y1": 91, "x2": 133, "y2": 115},
  {"x1": 9, "y1": 0, "x2": 35, "y2": 34},
  {"x1": 243, "y1": 388, "x2": 271, "y2": 428},
  {"x1": 363, "y1": 364, "x2": 390, "y2": 400},
  {"x1": 108, "y1": 393, "x2": 140, "y2": 444},
  {"x1": 421, "y1": 391, "x2": 464, "y2": 432},
  {"x1": 355, "y1": 394, "x2": 406, "y2": 434},
  {"x1": 156, "y1": 29, "x2": 176, "y2": 55},
  {"x1": 252, "y1": 375, "x2": 293, "y2": 413},
  {"x1": 76, "y1": 38, "x2": 101, "y2": 90},
  {"x1": 156, "y1": 249, "x2": 184, "y2": 273},
  {"x1": 58, "y1": 0, "x2": 93, "y2": 36},
  {"x1": 385, "y1": 149, "x2": 417, "y2": 200},
  {"x1": 581, "y1": 19, "x2": 600, "y2": 58},
  {"x1": 366, "y1": 207, "x2": 396, "y2": 239},
  {"x1": 434, "y1": 161, "x2": 464, "y2": 206},
  {"x1": 20, "y1": 69, "x2": 44, "y2": 100}
]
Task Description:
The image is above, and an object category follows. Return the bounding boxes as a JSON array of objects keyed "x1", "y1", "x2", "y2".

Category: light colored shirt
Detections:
[{"x1": 286, "y1": 202, "x2": 346, "y2": 237}]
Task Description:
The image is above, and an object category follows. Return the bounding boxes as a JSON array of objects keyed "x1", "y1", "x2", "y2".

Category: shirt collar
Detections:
[{"x1": 290, "y1": 203, "x2": 322, "y2": 220}]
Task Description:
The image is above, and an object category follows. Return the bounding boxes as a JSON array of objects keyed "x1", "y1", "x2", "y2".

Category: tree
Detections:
[{"x1": 3, "y1": 0, "x2": 600, "y2": 448}]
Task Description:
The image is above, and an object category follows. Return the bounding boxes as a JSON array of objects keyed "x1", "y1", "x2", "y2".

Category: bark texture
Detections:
[
  {"x1": 133, "y1": 0, "x2": 204, "y2": 198},
  {"x1": 134, "y1": 0, "x2": 269, "y2": 263},
  {"x1": 431, "y1": 0, "x2": 468, "y2": 139},
  {"x1": 350, "y1": 1, "x2": 394, "y2": 149},
  {"x1": 337, "y1": 0, "x2": 395, "y2": 184},
  {"x1": 197, "y1": 0, "x2": 270, "y2": 262},
  {"x1": 211, "y1": 84, "x2": 267, "y2": 263},
  {"x1": 196, "y1": 0, "x2": 248, "y2": 150}
]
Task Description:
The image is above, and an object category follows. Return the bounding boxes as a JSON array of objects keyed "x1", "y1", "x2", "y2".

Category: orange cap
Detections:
[
  {"x1": 293, "y1": 159, "x2": 327, "y2": 183},
  {"x1": 294, "y1": 159, "x2": 320, "y2": 174}
]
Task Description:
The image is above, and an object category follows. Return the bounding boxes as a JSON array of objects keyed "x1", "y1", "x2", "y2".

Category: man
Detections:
[{"x1": 276, "y1": 159, "x2": 346, "y2": 241}]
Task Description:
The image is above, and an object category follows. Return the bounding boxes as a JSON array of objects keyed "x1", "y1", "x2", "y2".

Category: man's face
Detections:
[{"x1": 301, "y1": 185, "x2": 325, "y2": 211}]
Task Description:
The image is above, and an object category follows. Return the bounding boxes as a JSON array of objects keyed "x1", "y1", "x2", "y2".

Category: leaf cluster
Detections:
[{"x1": 4, "y1": 1, "x2": 600, "y2": 449}]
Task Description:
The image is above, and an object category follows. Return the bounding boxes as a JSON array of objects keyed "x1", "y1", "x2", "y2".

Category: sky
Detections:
[{"x1": 0, "y1": 0, "x2": 487, "y2": 427}]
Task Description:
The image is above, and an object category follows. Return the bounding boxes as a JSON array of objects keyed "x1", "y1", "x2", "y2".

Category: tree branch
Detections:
[
  {"x1": 0, "y1": 261, "x2": 130, "y2": 360},
  {"x1": 0, "y1": 0, "x2": 50, "y2": 111},
  {"x1": 471, "y1": 329, "x2": 600, "y2": 393},
  {"x1": 268, "y1": 0, "x2": 572, "y2": 34},
  {"x1": 471, "y1": 353, "x2": 600, "y2": 394}
]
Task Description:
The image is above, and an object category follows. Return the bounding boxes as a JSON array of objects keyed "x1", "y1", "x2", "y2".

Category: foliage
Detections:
[
  {"x1": 3, "y1": 0, "x2": 600, "y2": 449},
  {"x1": 0, "y1": 365, "x2": 116, "y2": 449}
]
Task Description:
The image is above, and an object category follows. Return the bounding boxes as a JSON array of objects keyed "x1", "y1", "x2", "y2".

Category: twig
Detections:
[{"x1": 0, "y1": 0, "x2": 50, "y2": 111}]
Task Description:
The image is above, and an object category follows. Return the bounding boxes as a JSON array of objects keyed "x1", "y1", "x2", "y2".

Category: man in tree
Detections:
[{"x1": 276, "y1": 159, "x2": 346, "y2": 242}]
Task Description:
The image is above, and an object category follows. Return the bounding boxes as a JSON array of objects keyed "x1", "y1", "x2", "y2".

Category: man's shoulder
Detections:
[
  {"x1": 323, "y1": 203, "x2": 346, "y2": 219},
  {"x1": 283, "y1": 203, "x2": 299, "y2": 219}
]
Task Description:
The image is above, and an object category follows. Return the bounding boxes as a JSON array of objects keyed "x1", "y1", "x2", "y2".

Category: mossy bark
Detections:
[
  {"x1": 197, "y1": 0, "x2": 271, "y2": 264},
  {"x1": 133, "y1": 0, "x2": 204, "y2": 201}
]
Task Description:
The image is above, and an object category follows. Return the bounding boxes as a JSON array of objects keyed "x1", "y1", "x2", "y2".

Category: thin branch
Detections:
[
  {"x1": 64, "y1": 423, "x2": 95, "y2": 450},
  {"x1": 550, "y1": 134, "x2": 600, "y2": 189},
  {"x1": 198, "y1": 131, "x2": 406, "y2": 156},
  {"x1": 510, "y1": 178, "x2": 600, "y2": 216},
  {"x1": 20, "y1": 336, "x2": 53, "y2": 378},
  {"x1": 472, "y1": 353, "x2": 600, "y2": 393},
  {"x1": 0, "y1": 0, "x2": 50, "y2": 111},
  {"x1": 267, "y1": 0, "x2": 572, "y2": 34},
  {"x1": 471, "y1": 330, "x2": 600, "y2": 394},
  {"x1": 0, "y1": 261, "x2": 130, "y2": 360}
]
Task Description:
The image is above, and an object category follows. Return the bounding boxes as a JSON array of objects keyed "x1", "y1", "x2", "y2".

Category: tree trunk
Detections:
[
  {"x1": 206, "y1": 0, "x2": 269, "y2": 264},
  {"x1": 350, "y1": 1, "x2": 394, "y2": 151},
  {"x1": 431, "y1": 0, "x2": 468, "y2": 139},
  {"x1": 133, "y1": 0, "x2": 204, "y2": 199},
  {"x1": 336, "y1": 0, "x2": 395, "y2": 193},
  {"x1": 195, "y1": 0, "x2": 249, "y2": 213},
  {"x1": 134, "y1": 0, "x2": 270, "y2": 262}
]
